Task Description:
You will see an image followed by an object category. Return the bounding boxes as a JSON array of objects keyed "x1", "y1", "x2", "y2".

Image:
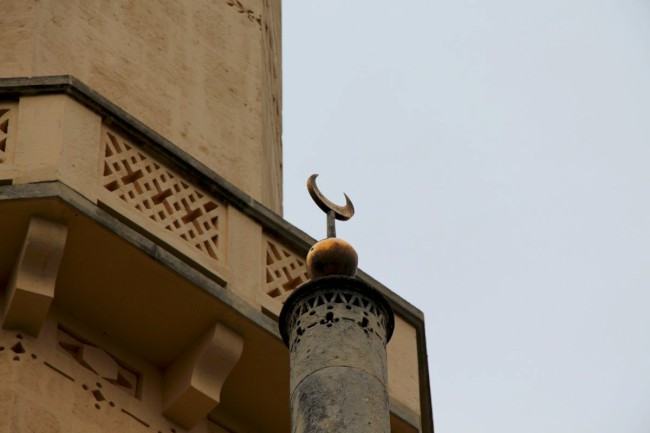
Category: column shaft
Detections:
[{"x1": 280, "y1": 276, "x2": 394, "y2": 433}]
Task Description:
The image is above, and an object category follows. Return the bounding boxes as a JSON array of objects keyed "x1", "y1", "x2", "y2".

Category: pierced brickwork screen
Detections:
[
  {"x1": 264, "y1": 237, "x2": 309, "y2": 304},
  {"x1": 0, "y1": 106, "x2": 14, "y2": 163},
  {"x1": 101, "y1": 128, "x2": 226, "y2": 263}
]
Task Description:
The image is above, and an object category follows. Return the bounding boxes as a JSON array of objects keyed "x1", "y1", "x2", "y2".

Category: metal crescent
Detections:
[{"x1": 307, "y1": 174, "x2": 355, "y2": 221}]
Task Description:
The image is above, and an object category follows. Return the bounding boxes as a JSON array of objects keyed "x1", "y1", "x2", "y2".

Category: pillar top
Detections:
[
  {"x1": 306, "y1": 237, "x2": 358, "y2": 279},
  {"x1": 278, "y1": 275, "x2": 395, "y2": 347},
  {"x1": 305, "y1": 174, "x2": 359, "y2": 278}
]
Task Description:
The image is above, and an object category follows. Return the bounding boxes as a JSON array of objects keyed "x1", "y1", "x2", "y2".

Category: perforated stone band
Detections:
[{"x1": 279, "y1": 275, "x2": 394, "y2": 348}]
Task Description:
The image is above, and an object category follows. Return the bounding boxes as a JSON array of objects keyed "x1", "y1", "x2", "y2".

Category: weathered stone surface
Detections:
[
  {"x1": 288, "y1": 290, "x2": 388, "y2": 389},
  {"x1": 291, "y1": 366, "x2": 390, "y2": 433},
  {"x1": 281, "y1": 277, "x2": 394, "y2": 433}
]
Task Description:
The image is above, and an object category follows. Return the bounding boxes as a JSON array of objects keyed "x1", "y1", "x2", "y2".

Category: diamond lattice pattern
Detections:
[
  {"x1": 0, "y1": 108, "x2": 11, "y2": 163},
  {"x1": 265, "y1": 239, "x2": 309, "y2": 303},
  {"x1": 102, "y1": 129, "x2": 225, "y2": 262}
]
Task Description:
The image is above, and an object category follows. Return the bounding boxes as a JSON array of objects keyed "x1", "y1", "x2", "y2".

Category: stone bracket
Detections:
[
  {"x1": 162, "y1": 322, "x2": 244, "y2": 429},
  {"x1": 2, "y1": 217, "x2": 68, "y2": 337}
]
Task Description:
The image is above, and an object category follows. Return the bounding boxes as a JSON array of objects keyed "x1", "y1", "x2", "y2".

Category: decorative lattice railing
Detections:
[{"x1": 101, "y1": 128, "x2": 226, "y2": 264}]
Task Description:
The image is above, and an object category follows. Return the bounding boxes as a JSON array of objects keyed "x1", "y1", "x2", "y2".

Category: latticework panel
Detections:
[
  {"x1": 264, "y1": 238, "x2": 309, "y2": 304},
  {"x1": 101, "y1": 129, "x2": 226, "y2": 262},
  {"x1": 0, "y1": 106, "x2": 14, "y2": 163}
]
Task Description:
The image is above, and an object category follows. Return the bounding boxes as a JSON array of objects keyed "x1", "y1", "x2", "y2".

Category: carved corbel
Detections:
[
  {"x1": 2, "y1": 217, "x2": 68, "y2": 337},
  {"x1": 163, "y1": 322, "x2": 244, "y2": 429}
]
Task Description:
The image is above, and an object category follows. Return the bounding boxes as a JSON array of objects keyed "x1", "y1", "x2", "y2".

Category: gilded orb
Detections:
[{"x1": 306, "y1": 237, "x2": 358, "y2": 279}]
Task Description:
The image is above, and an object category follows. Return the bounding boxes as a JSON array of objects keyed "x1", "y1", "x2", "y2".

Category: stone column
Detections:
[{"x1": 280, "y1": 275, "x2": 394, "y2": 433}]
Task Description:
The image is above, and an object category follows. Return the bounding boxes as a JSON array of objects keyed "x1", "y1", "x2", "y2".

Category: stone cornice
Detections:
[{"x1": 0, "y1": 181, "x2": 279, "y2": 339}]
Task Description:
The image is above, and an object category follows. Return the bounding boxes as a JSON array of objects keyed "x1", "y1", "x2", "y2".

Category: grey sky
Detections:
[{"x1": 282, "y1": 1, "x2": 650, "y2": 432}]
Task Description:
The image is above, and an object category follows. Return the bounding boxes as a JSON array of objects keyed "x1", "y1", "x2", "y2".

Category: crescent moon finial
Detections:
[{"x1": 307, "y1": 174, "x2": 355, "y2": 237}]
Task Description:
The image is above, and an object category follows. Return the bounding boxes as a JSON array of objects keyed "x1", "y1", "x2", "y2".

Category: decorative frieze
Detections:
[
  {"x1": 0, "y1": 328, "x2": 179, "y2": 433},
  {"x1": 57, "y1": 326, "x2": 139, "y2": 398},
  {"x1": 284, "y1": 286, "x2": 391, "y2": 351},
  {"x1": 101, "y1": 128, "x2": 226, "y2": 263},
  {"x1": 263, "y1": 237, "x2": 309, "y2": 305}
]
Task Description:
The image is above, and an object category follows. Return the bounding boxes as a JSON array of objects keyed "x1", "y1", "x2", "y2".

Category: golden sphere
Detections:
[{"x1": 306, "y1": 237, "x2": 358, "y2": 279}]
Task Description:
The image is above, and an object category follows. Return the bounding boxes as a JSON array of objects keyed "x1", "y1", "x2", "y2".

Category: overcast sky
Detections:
[{"x1": 281, "y1": 1, "x2": 650, "y2": 432}]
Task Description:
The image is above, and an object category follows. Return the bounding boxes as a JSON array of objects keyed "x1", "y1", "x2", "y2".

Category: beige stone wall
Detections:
[
  {"x1": 388, "y1": 315, "x2": 421, "y2": 416},
  {"x1": 0, "y1": 0, "x2": 283, "y2": 214},
  {"x1": 261, "y1": 0, "x2": 283, "y2": 213}
]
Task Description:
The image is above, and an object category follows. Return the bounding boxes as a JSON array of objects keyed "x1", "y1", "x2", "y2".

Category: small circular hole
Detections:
[
  {"x1": 82, "y1": 384, "x2": 89, "y2": 390},
  {"x1": 109, "y1": 401, "x2": 115, "y2": 407},
  {"x1": 31, "y1": 354, "x2": 37, "y2": 359},
  {"x1": 95, "y1": 404, "x2": 100, "y2": 409},
  {"x1": 96, "y1": 382, "x2": 102, "y2": 388}
]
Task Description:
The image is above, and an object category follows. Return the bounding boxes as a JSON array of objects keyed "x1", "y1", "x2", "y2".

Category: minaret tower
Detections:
[{"x1": 0, "y1": 4, "x2": 433, "y2": 432}]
